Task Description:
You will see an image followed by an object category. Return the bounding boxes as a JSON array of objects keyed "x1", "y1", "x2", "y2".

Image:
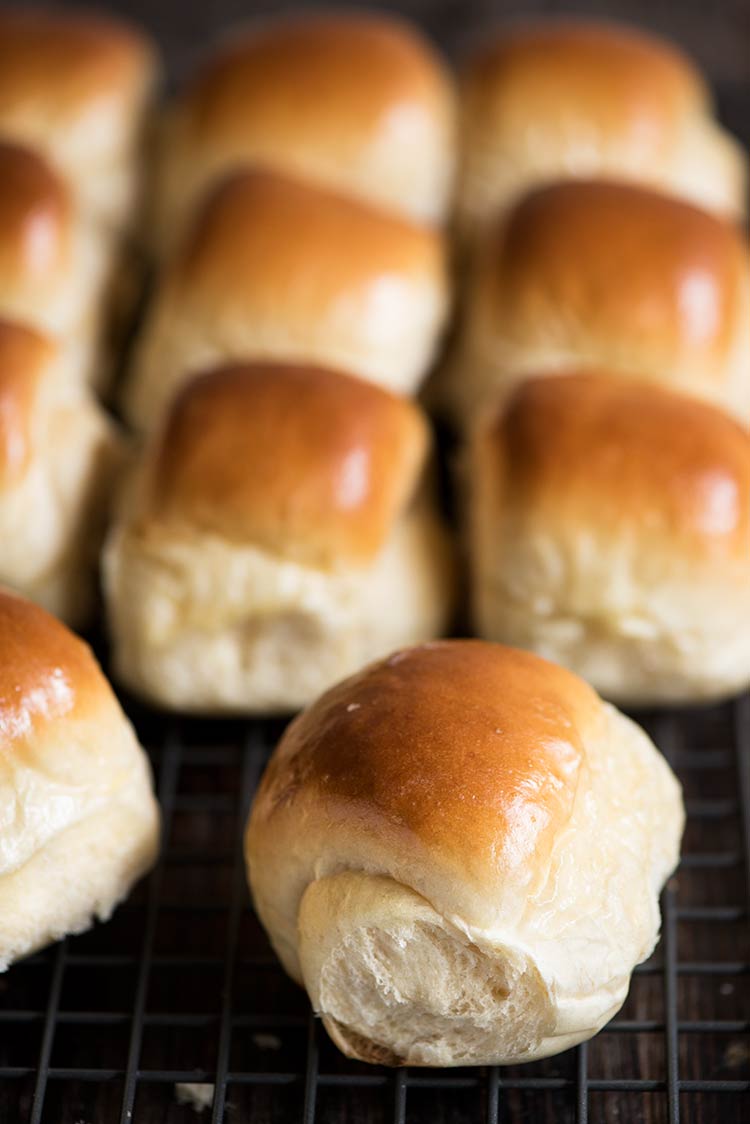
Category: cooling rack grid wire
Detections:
[{"x1": 0, "y1": 693, "x2": 748, "y2": 1124}]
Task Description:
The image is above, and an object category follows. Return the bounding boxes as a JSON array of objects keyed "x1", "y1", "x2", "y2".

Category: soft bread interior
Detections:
[{"x1": 298, "y1": 872, "x2": 556, "y2": 1067}]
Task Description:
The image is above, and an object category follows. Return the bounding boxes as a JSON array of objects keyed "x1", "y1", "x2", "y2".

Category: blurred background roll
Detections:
[
  {"x1": 440, "y1": 180, "x2": 750, "y2": 429},
  {"x1": 0, "y1": 142, "x2": 121, "y2": 391},
  {"x1": 150, "y1": 10, "x2": 456, "y2": 255},
  {"x1": 456, "y1": 18, "x2": 747, "y2": 243},
  {"x1": 469, "y1": 372, "x2": 750, "y2": 705},
  {"x1": 0, "y1": 321, "x2": 122, "y2": 627},
  {"x1": 0, "y1": 7, "x2": 157, "y2": 238},
  {"x1": 125, "y1": 168, "x2": 449, "y2": 430}
]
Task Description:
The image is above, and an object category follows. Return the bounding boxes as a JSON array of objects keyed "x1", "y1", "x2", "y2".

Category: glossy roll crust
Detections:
[
  {"x1": 0, "y1": 320, "x2": 123, "y2": 626},
  {"x1": 0, "y1": 7, "x2": 157, "y2": 231},
  {"x1": 445, "y1": 180, "x2": 750, "y2": 427},
  {"x1": 151, "y1": 10, "x2": 456, "y2": 252},
  {"x1": 471, "y1": 372, "x2": 750, "y2": 704},
  {"x1": 246, "y1": 640, "x2": 683, "y2": 1065},
  {"x1": 457, "y1": 18, "x2": 747, "y2": 238},
  {"x1": 144, "y1": 363, "x2": 429, "y2": 567},
  {"x1": 126, "y1": 168, "x2": 449, "y2": 430},
  {"x1": 0, "y1": 590, "x2": 160, "y2": 970},
  {"x1": 106, "y1": 362, "x2": 454, "y2": 713}
]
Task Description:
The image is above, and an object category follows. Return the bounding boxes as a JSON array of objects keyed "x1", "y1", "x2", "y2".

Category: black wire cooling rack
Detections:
[{"x1": 0, "y1": 692, "x2": 748, "y2": 1124}]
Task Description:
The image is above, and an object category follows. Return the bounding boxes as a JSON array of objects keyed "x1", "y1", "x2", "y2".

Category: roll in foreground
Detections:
[{"x1": 246, "y1": 640, "x2": 683, "y2": 1066}]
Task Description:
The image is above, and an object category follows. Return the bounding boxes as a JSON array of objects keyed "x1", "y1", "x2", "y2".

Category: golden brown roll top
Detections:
[
  {"x1": 175, "y1": 169, "x2": 443, "y2": 314},
  {"x1": 106, "y1": 360, "x2": 453, "y2": 714},
  {"x1": 126, "y1": 168, "x2": 449, "y2": 430},
  {"x1": 480, "y1": 372, "x2": 750, "y2": 561},
  {"x1": 0, "y1": 7, "x2": 153, "y2": 114},
  {"x1": 139, "y1": 362, "x2": 429, "y2": 569},
  {"x1": 151, "y1": 10, "x2": 456, "y2": 251},
  {"x1": 0, "y1": 587, "x2": 112, "y2": 737},
  {"x1": 457, "y1": 18, "x2": 747, "y2": 237},
  {"x1": 471, "y1": 372, "x2": 750, "y2": 704},
  {"x1": 0, "y1": 7, "x2": 157, "y2": 231},
  {"x1": 246, "y1": 639, "x2": 683, "y2": 1064},
  {"x1": 448, "y1": 180, "x2": 750, "y2": 426},
  {"x1": 251, "y1": 641, "x2": 596, "y2": 917},
  {"x1": 0, "y1": 588, "x2": 159, "y2": 970},
  {"x1": 489, "y1": 182, "x2": 746, "y2": 352}
]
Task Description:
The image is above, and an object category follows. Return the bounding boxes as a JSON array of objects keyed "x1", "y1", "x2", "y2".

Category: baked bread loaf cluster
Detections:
[
  {"x1": 240, "y1": 11, "x2": 750, "y2": 1070},
  {"x1": 0, "y1": 11, "x2": 160, "y2": 970},
  {"x1": 106, "y1": 362, "x2": 454, "y2": 713},
  {"x1": 0, "y1": 7, "x2": 156, "y2": 236},
  {"x1": 247, "y1": 640, "x2": 683, "y2": 1065},
  {"x1": 0, "y1": 8, "x2": 158, "y2": 623},
  {"x1": 8, "y1": 5, "x2": 742, "y2": 1075},
  {"x1": 0, "y1": 589, "x2": 159, "y2": 971},
  {"x1": 111, "y1": 9, "x2": 458, "y2": 708},
  {"x1": 123, "y1": 10, "x2": 456, "y2": 436},
  {"x1": 424, "y1": 25, "x2": 750, "y2": 707}
]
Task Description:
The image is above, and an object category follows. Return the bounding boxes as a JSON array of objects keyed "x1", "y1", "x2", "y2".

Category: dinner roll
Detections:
[
  {"x1": 151, "y1": 11, "x2": 456, "y2": 254},
  {"x1": 0, "y1": 589, "x2": 159, "y2": 971},
  {"x1": 0, "y1": 320, "x2": 123, "y2": 627},
  {"x1": 443, "y1": 181, "x2": 750, "y2": 428},
  {"x1": 470, "y1": 372, "x2": 750, "y2": 705},
  {"x1": 458, "y1": 19, "x2": 747, "y2": 239},
  {"x1": 0, "y1": 7, "x2": 157, "y2": 234},
  {"x1": 246, "y1": 639, "x2": 683, "y2": 1066},
  {"x1": 125, "y1": 169, "x2": 449, "y2": 431},
  {"x1": 106, "y1": 362, "x2": 454, "y2": 714},
  {"x1": 0, "y1": 141, "x2": 115, "y2": 388}
]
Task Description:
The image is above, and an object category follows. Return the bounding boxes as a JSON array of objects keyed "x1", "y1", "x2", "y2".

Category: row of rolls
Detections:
[
  {"x1": 0, "y1": 8, "x2": 746, "y2": 709},
  {"x1": 0, "y1": 4, "x2": 746, "y2": 1070},
  {"x1": 0, "y1": 11, "x2": 169, "y2": 985}
]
